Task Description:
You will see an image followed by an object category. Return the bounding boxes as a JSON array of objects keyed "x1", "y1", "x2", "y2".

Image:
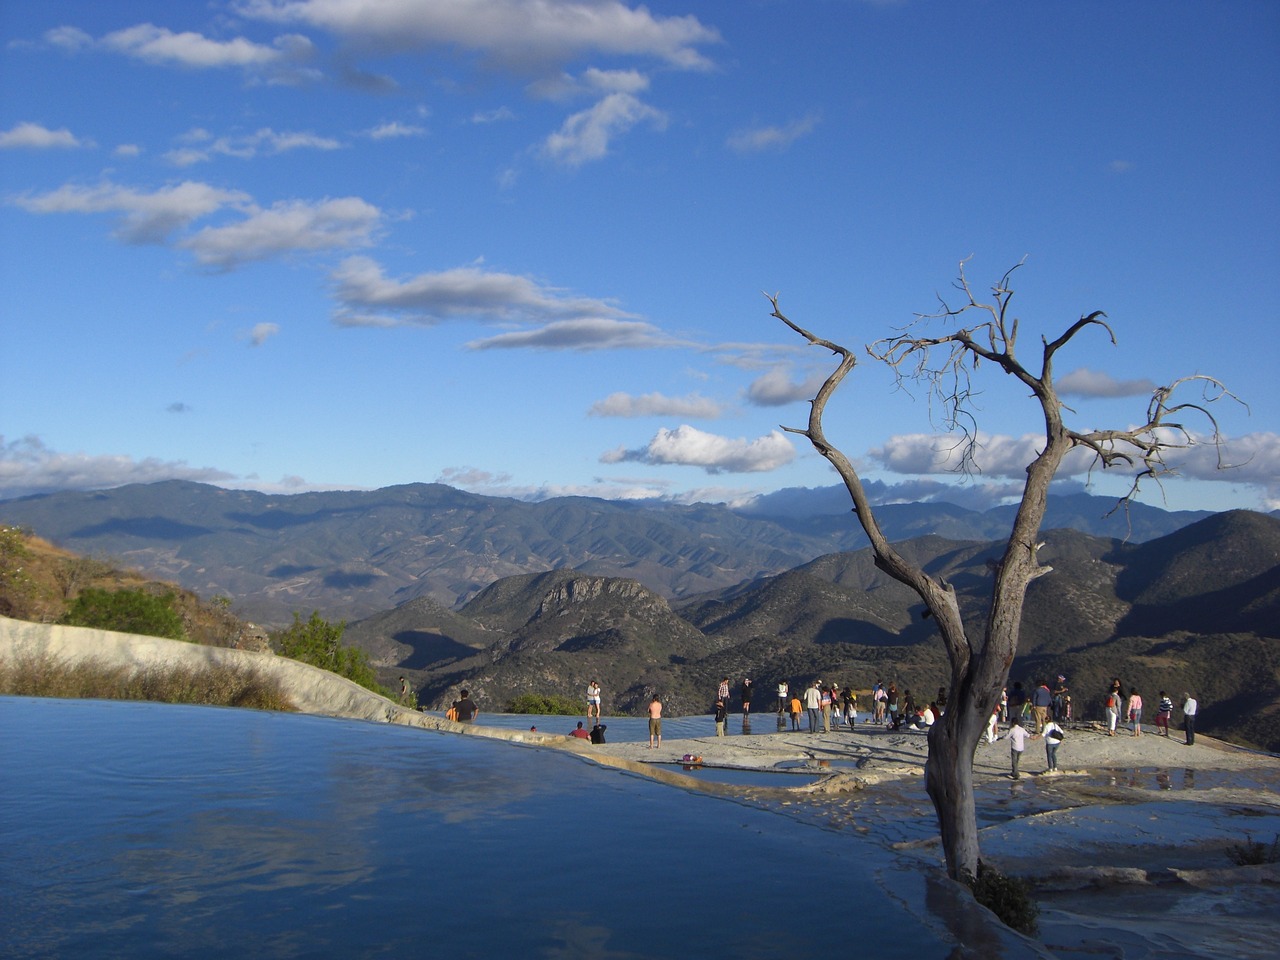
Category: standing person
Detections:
[
  {"x1": 1105, "y1": 682, "x2": 1122, "y2": 736},
  {"x1": 399, "y1": 676, "x2": 414, "y2": 708},
  {"x1": 789, "y1": 692, "x2": 802, "y2": 731},
  {"x1": 452, "y1": 689, "x2": 479, "y2": 723},
  {"x1": 1181, "y1": 692, "x2": 1198, "y2": 745},
  {"x1": 647, "y1": 695, "x2": 663, "y2": 749},
  {"x1": 1008, "y1": 717, "x2": 1037, "y2": 780},
  {"x1": 986, "y1": 703, "x2": 1000, "y2": 743},
  {"x1": 873, "y1": 681, "x2": 887, "y2": 723},
  {"x1": 819, "y1": 684, "x2": 833, "y2": 733},
  {"x1": 717, "y1": 677, "x2": 730, "y2": 710},
  {"x1": 1043, "y1": 717, "x2": 1065, "y2": 773},
  {"x1": 829, "y1": 685, "x2": 843, "y2": 728},
  {"x1": 714, "y1": 697, "x2": 728, "y2": 737},
  {"x1": 842, "y1": 686, "x2": 858, "y2": 728},
  {"x1": 1052, "y1": 675, "x2": 1070, "y2": 721},
  {"x1": 740, "y1": 678, "x2": 753, "y2": 716},
  {"x1": 586, "y1": 680, "x2": 602, "y2": 721},
  {"x1": 803, "y1": 680, "x2": 821, "y2": 733},
  {"x1": 1128, "y1": 688, "x2": 1143, "y2": 737},
  {"x1": 776, "y1": 680, "x2": 789, "y2": 715},
  {"x1": 1031, "y1": 680, "x2": 1052, "y2": 734},
  {"x1": 1156, "y1": 691, "x2": 1174, "y2": 737},
  {"x1": 1000, "y1": 686, "x2": 1009, "y2": 722}
]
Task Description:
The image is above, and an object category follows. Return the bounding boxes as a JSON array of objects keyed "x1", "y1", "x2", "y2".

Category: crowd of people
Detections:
[{"x1": 441, "y1": 673, "x2": 1204, "y2": 775}]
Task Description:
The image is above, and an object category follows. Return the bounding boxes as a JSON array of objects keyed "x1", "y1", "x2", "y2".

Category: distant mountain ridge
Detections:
[{"x1": 0, "y1": 480, "x2": 1218, "y2": 625}]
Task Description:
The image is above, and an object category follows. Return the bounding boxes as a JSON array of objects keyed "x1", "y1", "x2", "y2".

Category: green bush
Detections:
[
  {"x1": 1227, "y1": 833, "x2": 1280, "y2": 866},
  {"x1": 507, "y1": 693, "x2": 584, "y2": 715},
  {"x1": 968, "y1": 860, "x2": 1039, "y2": 935},
  {"x1": 61, "y1": 587, "x2": 186, "y2": 640},
  {"x1": 272, "y1": 611, "x2": 388, "y2": 697}
]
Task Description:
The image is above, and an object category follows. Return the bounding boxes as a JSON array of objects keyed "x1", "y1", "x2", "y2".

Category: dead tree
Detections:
[{"x1": 770, "y1": 259, "x2": 1241, "y2": 882}]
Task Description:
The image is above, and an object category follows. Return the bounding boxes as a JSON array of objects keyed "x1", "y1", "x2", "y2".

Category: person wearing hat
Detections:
[{"x1": 1052, "y1": 675, "x2": 1070, "y2": 721}]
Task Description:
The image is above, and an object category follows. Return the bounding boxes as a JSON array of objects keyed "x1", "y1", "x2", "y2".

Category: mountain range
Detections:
[{"x1": 0, "y1": 480, "x2": 1216, "y2": 624}]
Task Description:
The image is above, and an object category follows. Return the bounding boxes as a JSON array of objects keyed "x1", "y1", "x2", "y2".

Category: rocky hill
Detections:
[
  {"x1": 347, "y1": 511, "x2": 1280, "y2": 753},
  {"x1": 0, "y1": 481, "x2": 1215, "y2": 626}
]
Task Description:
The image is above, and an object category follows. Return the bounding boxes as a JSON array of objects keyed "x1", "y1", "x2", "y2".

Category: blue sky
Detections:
[{"x1": 2, "y1": 0, "x2": 1277, "y2": 513}]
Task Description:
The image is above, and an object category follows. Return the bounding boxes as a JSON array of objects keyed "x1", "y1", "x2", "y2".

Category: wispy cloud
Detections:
[
  {"x1": 542, "y1": 91, "x2": 666, "y2": 166},
  {"x1": 182, "y1": 198, "x2": 381, "y2": 269},
  {"x1": 602, "y1": 424, "x2": 795, "y2": 473},
  {"x1": 331, "y1": 255, "x2": 632, "y2": 328},
  {"x1": 164, "y1": 127, "x2": 343, "y2": 166},
  {"x1": 727, "y1": 112, "x2": 820, "y2": 153},
  {"x1": 97, "y1": 23, "x2": 312, "y2": 70},
  {"x1": 13, "y1": 179, "x2": 251, "y2": 243}
]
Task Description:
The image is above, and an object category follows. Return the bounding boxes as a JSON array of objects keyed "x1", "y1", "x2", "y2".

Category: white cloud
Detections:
[
  {"x1": 248, "y1": 322, "x2": 281, "y2": 346},
  {"x1": 331, "y1": 255, "x2": 630, "y2": 327},
  {"x1": 365, "y1": 122, "x2": 426, "y2": 139},
  {"x1": 14, "y1": 180, "x2": 250, "y2": 243},
  {"x1": 100, "y1": 23, "x2": 312, "y2": 70},
  {"x1": 727, "y1": 112, "x2": 820, "y2": 153},
  {"x1": 114, "y1": 143, "x2": 142, "y2": 158},
  {"x1": 1057, "y1": 367, "x2": 1157, "y2": 398},
  {"x1": 590, "y1": 391, "x2": 725, "y2": 418},
  {"x1": 472, "y1": 107, "x2": 516, "y2": 124},
  {"x1": 870, "y1": 432, "x2": 1097, "y2": 479},
  {"x1": 43, "y1": 26, "x2": 93, "y2": 52},
  {"x1": 182, "y1": 197, "x2": 382, "y2": 269},
  {"x1": 542, "y1": 91, "x2": 666, "y2": 166},
  {"x1": 601, "y1": 424, "x2": 795, "y2": 474},
  {"x1": 237, "y1": 0, "x2": 721, "y2": 71},
  {"x1": 745, "y1": 367, "x2": 827, "y2": 406},
  {"x1": 0, "y1": 121, "x2": 86, "y2": 150},
  {"x1": 0, "y1": 434, "x2": 235, "y2": 499}
]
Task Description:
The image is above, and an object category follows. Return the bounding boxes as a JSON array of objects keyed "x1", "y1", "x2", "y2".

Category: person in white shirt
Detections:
[
  {"x1": 776, "y1": 680, "x2": 789, "y2": 714},
  {"x1": 1042, "y1": 719, "x2": 1065, "y2": 772},
  {"x1": 1008, "y1": 717, "x2": 1039, "y2": 779},
  {"x1": 1181, "y1": 693, "x2": 1198, "y2": 745}
]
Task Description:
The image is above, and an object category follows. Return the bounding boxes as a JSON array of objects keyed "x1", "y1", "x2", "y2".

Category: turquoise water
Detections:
[{"x1": 0, "y1": 697, "x2": 1015, "y2": 959}]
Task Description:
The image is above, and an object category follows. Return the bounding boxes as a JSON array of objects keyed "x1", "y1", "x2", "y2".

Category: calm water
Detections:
[{"x1": 0, "y1": 697, "x2": 1005, "y2": 959}]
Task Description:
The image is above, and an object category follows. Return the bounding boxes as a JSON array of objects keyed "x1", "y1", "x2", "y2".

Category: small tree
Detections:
[
  {"x1": 770, "y1": 260, "x2": 1240, "y2": 881},
  {"x1": 272, "y1": 611, "x2": 384, "y2": 695}
]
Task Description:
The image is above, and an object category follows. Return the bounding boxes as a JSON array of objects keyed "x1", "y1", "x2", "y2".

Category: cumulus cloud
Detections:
[
  {"x1": 542, "y1": 91, "x2": 666, "y2": 166},
  {"x1": 1057, "y1": 367, "x2": 1157, "y2": 398},
  {"x1": 13, "y1": 179, "x2": 251, "y2": 243},
  {"x1": 727, "y1": 112, "x2": 820, "y2": 153},
  {"x1": 0, "y1": 434, "x2": 235, "y2": 499},
  {"x1": 99, "y1": 22, "x2": 312, "y2": 70},
  {"x1": 237, "y1": 0, "x2": 721, "y2": 71},
  {"x1": 745, "y1": 367, "x2": 827, "y2": 406},
  {"x1": 331, "y1": 255, "x2": 631, "y2": 327},
  {"x1": 164, "y1": 127, "x2": 343, "y2": 166},
  {"x1": 601, "y1": 424, "x2": 795, "y2": 474},
  {"x1": 0, "y1": 121, "x2": 86, "y2": 150},
  {"x1": 589, "y1": 392, "x2": 725, "y2": 418},
  {"x1": 181, "y1": 197, "x2": 381, "y2": 269}
]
